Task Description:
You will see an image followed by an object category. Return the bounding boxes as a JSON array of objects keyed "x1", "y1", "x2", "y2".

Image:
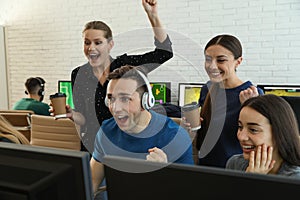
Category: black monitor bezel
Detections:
[
  {"x1": 103, "y1": 155, "x2": 300, "y2": 200},
  {"x1": 58, "y1": 80, "x2": 72, "y2": 92},
  {"x1": 257, "y1": 84, "x2": 300, "y2": 96},
  {"x1": 58, "y1": 80, "x2": 74, "y2": 109},
  {"x1": 150, "y1": 81, "x2": 171, "y2": 104},
  {"x1": 0, "y1": 142, "x2": 93, "y2": 200},
  {"x1": 178, "y1": 82, "x2": 205, "y2": 107}
]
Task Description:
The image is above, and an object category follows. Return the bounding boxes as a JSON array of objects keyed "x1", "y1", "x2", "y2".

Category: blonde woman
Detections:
[{"x1": 0, "y1": 115, "x2": 30, "y2": 144}]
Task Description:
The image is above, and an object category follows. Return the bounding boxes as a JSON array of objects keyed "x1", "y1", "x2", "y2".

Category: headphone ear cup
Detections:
[
  {"x1": 141, "y1": 92, "x2": 149, "y2": 110},
  {"x1": 105, "y1": 96, "x2": 108, "y2": 107},
  {"x1": 148, "y1": 91, "x2": 155, "y2": 108},
  {"x1": 38, "y1": 89, "x2": 44, "y2": 97},
  {"x1": 135, "y1": 70, "x2": 155, "y2": 110},
  {"x1": 148, "y1": 91, "x2": 155, "y2": 109},
  {"x1": 37, "y1": 88, "x2": 45, "y2": 102},
  {"x1": 35, "y1": 77, "x2": 45, "y2": 97},
  {"x1": 141, "y1": 92, "x2": 155, "y2": 110}
]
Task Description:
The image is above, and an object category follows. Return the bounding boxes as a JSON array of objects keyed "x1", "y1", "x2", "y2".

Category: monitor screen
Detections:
[
  {"x1": 58, "y1": 80, "x2": 74, "y2": 109},
  {"x1": 281, "y1": 96, "x2": 300, "y2": 130},
  {"x1": 150, "y1": 82, "x2": 171, "y2": 105},
  {"x1": 103, "y1": 155, "x2": 300, "y2": 200},
  {"x1": 178, "y1": 83, "x2": 205, "y2": 107},
  {"x1": 257, "y1": 84, "x2": 300, "y2": 96},
  {"x1": 0, "y1": 142, "x2": 93, "y2": 200}
]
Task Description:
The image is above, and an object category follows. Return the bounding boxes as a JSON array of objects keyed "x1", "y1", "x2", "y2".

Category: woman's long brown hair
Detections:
[{"x1": 194, "y1": 84, "x2": 216, "y2": 150}]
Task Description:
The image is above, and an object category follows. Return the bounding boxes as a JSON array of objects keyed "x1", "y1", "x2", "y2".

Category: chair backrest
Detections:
[
  {"x1": 0, "y1": 110, "x2": 33, "y2": 141},
  {"x1": 0, "y1": 110, "x2": 34, "y2": 114},
  {"x1": 30, "y1": 115, "x2": 81, "y2": 150}
]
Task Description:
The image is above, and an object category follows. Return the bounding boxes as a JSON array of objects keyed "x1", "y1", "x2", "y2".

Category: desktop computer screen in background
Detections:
[
  {"x1": 178, "y1": 83, "x2": 205, "y2": 107},
  {"x1": 257, "y1": 84, "x2": 300, "y2": 96},
  {"x1": 58, "y1": 80, "x2": 74, "y2": 109},
  {"x1": 150, "y1": 82, "x2": 171, "y2": 105},
  {"x1": 257, "y1": 84, "x2": 300, "y2": 130}
]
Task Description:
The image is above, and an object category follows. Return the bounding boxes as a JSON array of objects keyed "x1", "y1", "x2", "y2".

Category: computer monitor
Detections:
[
  {"x1": 58, "y1": 80, "x2": 74, "y2": 109},
  {"x1": 150, "y1": 82, "x2": 171, "y2": 105},
  {"x1": 257, "y1": 84, "x2": 300, "y2": 96},
  {"x1": 103, "y1": 155, "x2": 300, "y2": 200},
  {"x1": 281, "y1": 96, "x2": 300, "y2": 131},
  {"x1": 257, "y1": 85, "x2": 300, "y2": 130},
  {"x1": 178, "y1": 83, "x2": 205, "y2": 107},
  {"x1": 0, "y1": 142, "x2": 93, "y2": 200}
]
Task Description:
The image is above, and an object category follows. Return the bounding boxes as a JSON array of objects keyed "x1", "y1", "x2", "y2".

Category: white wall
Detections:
[
  {"x1": 1, "y1": 0, "x2": 300, "y2": 107},
  {"x1": 0, "y1": 26, "x2": 9, "y2": 109}
]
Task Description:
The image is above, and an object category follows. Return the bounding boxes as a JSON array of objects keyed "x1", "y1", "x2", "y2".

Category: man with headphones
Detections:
[
  {"x1": 90, "y1": 65, "x2": 194, "y2": 196},
  {"x1": 13, "y1": 77, "x2": 50, "y2": 116}
]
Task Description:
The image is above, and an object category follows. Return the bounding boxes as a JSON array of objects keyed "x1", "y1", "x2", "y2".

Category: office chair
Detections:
[
  {"x1": 30, "y1": 115, "x2": 81, "y2": 150},
  {"x1": 0, "y1": 110, "x2": 34, "y2": 141}
]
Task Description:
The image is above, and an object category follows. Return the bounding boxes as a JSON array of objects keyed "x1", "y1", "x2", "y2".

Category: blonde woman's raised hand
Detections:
[{"x1": 142, "y1": 0, "x2": 158, "y2": 15}]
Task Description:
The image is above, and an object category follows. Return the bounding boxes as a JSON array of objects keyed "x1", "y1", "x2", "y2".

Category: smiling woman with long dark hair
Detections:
[{"x1": 226, "y1": 94, "x2": 300, "y2": 177}]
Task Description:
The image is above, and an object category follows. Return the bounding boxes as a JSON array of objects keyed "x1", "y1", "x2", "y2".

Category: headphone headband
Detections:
[
  {"x1": 136, "y1": 70, "x2": 155, "y2": 110},
  {"x1": 35, "y1": 77, "x2": 45, "y2": 87}
]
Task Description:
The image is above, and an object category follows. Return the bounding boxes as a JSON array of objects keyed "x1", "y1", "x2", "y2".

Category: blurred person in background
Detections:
[{"x1": 13, "y1": 77, "x2": 50, "y2": 116}]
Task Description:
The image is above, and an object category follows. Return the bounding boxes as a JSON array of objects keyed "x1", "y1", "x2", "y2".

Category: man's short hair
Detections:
[
  {"x1": 107, "y1": 65, "x2": 148, "y2": 95},
  {"x1": 25, "y1": 77, "x2": 45, "y2": 95}
]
